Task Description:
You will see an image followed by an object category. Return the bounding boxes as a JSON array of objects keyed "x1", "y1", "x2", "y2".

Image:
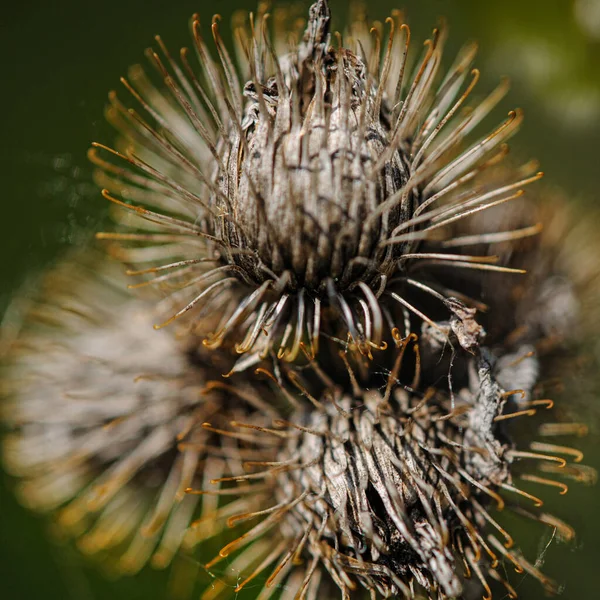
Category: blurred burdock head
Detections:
[
  {"x1": 435, "y1": 181, "x2": 600, "y2": 368},
  {"x1": 516, "y1": 193, "x2": 600, "y2": 346},
  {"x1": 464, "y1": 190, "x2": 600, "y2": 428},
  {"x1": 0, "y1": 254, "x2": 279, "y2": 578},
  {"x1": 199, "y1": 336, "x2": 594, "y2": 600},
  {"x1": 92, "y1": 0, "x2": 541, "y2": 371}
]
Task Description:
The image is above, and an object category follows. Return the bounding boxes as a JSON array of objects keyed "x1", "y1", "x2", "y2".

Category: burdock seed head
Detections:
[
  {"x1": 0, "y1": 253, "x2": 277, "y2": 576},
  {"x1": 200, "y1": 336, "x2": 593, "y2": 600},
  {"x1": 92, "y1": 0, "x2": 540, "y2": 370}
]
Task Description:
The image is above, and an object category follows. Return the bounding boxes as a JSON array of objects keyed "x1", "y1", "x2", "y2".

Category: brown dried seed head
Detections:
[
  {"x1": 202, "y1": 338, "x2": 592, "y2": 599},
  {"x1": 0, "y1": 254, "x2": 268, "y2": 575},
  {"x1": 92, "y1": 0, "x2": 538, "y2": 369}
]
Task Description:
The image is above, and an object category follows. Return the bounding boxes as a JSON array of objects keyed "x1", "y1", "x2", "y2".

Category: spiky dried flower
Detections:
[
  {"x1": 0, "y1": 255, "x2": 275, "y2": 577},
  {"x1": 92, "y1": 0, "x2": 541, "y2": 371},
  {"x1": 199, "y1": 337, "x2": 594, "y2": 600}
]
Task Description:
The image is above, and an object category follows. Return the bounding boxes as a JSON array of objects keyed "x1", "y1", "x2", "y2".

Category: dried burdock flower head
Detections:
[
  {"x1": 0, "y1": 255, "x2": 278, "y2": 578},
  {"x1": 507, "y1": 193, "x2": 600, "y2": 346},
  {"x1": 199, "y1": 337, "x2": 594, "y2": 600},
  {"x1": 452, "y1": 189, "x2": 600, "y2": 427},
  {"x1": 92, "y1": 0, "x2": 541, "y2": 369}
]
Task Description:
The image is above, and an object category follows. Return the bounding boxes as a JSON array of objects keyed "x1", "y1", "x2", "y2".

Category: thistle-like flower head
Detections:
[
  {"x1": 200, "y1": 337, "x2": 593, "y2": 599},
  {"x1": 0, "y1": 255, "x2": 273, "y2": 576},
  {"x1": 93, "y1": 0, "x2": 540, "y2": 369}
]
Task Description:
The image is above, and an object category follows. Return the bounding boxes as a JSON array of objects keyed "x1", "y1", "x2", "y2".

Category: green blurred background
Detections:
[{"x1": 1, "y1": 0, "x2": 599, "y2": 598}]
